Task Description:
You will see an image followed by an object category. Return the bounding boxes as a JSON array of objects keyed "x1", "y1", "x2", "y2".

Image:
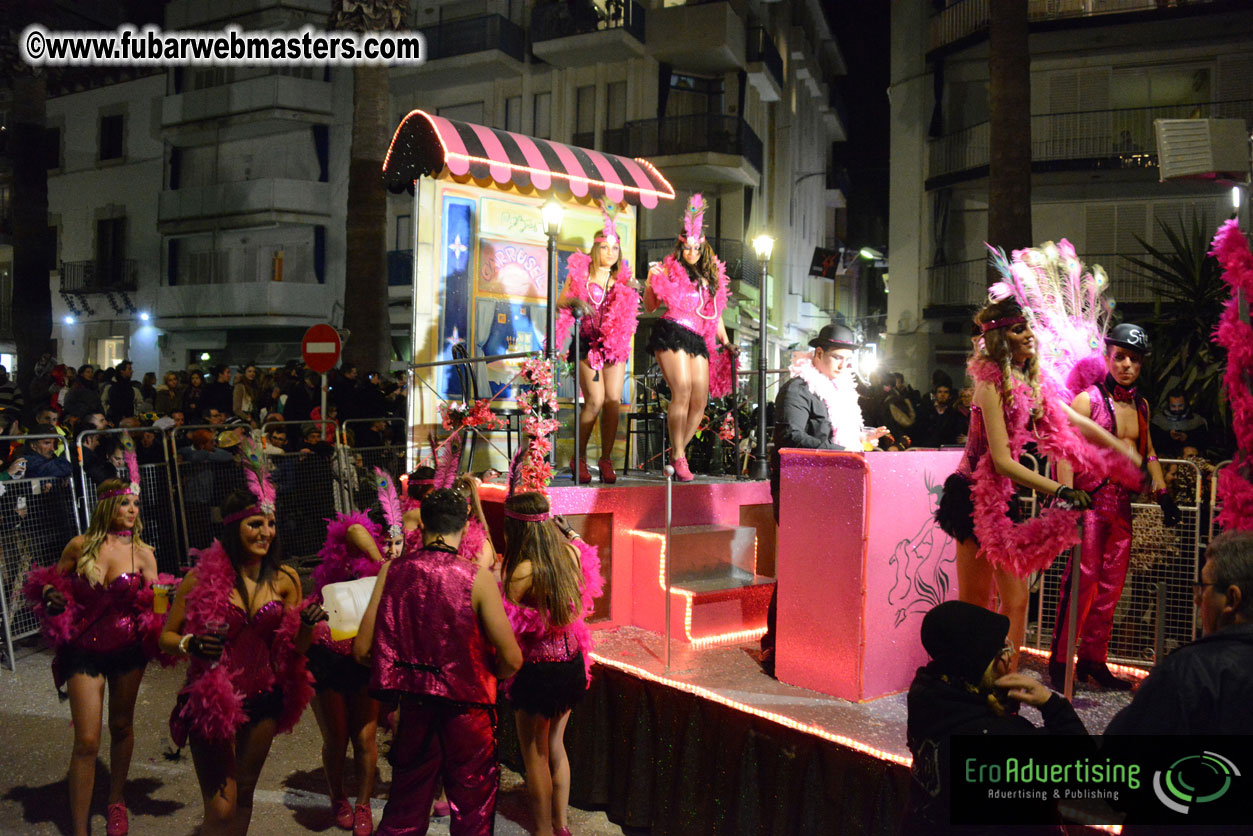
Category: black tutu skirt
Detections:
[
  {"x1": 54, "y1": 641, "x2": 147, "y2": 684},
  {"x1": 509, "y1": 653, "x2": 586, "y2": 718},
  {"x1": 935, "y1": 472, "x2": 1025, "y2": 545},
  {"x1": 645, "y1": 318, "x2": 708, "y2": 359},
  {"x1": 307, "y1": 644, "x2": 371, "y2": 695}
]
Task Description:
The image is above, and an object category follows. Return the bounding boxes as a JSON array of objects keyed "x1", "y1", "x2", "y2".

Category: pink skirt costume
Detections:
[
  {"x1": 503, "y1": 538, "x2": 604, "y2": 718},
  {"x1": 24, "y1": 565, "x2": 172, "y2": 691},
  {"x1": 370, "y1": 545, "x2": 499, "y2": 836},
  {"x1": 552, "y1": 252, "x2": 640, "y2": 371},
  {"x1": 307, "y1": 510, "x2": 384, "y2": 694},
  {"x1": 645, "y1": 255, "x2": 735, "y2": 398},
  {"x1": 935, "y1": 359, "x2": 1142, "y2": 577},
  {"x1": 168, "y1": 542, "x2": 313, "y2": 747},
  {"x1": 1050, "y1": 384, "x2": 1137, "y2": 664}
]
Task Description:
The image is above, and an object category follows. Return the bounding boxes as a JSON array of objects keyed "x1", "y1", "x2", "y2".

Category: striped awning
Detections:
[{"x1": 381, "y1": 110, "x2": 676, "y2": 208}]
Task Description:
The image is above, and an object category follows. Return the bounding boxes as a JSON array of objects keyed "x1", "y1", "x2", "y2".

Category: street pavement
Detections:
[{"x1": 0, "y1": 645, "x2": 632, "y2": 836}]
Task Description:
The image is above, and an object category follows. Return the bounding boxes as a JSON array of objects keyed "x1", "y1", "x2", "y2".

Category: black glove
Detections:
[
  {"x1": 42, "y1": 586, "x2": 67, "y2": 616},
  {"x1": 1057, "y1": 486, "x2": 1093, "y2": 511},
  {"x1": 300, "y1": 602, "x2": 327, "y2": 627},
  {"x1": 1157, "y1": 491, "x2": 1182, "y2": 527},
  {"x1": 188, "y1": 634, "x2": 224, "y2": 662}
]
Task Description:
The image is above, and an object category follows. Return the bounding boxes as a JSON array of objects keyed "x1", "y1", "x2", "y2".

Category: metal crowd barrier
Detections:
[
  {"x1": 1031, "y1": 458, "x2": 1204, "y2": 666},
  {"x1": 0, "y1": 433, "x2": 82, "y2": 670},
  {"x1": 1209, "y1": 459, "x2": 1230, "y2": 543}
]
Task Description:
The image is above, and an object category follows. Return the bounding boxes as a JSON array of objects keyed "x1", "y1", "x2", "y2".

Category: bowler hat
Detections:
[{"x1": 808, "y1": 323, "x2": 858, "y2": 351}]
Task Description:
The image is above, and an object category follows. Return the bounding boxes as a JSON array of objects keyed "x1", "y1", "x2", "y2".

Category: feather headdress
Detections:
[
  {"x1": 101, "y1": 431, "x2": 142, "y2": 498},
  {"x1": 433, "y1": 434, "x2": 461, "y2": 490},
  {"x1": 682, "y1": 193, "x2": 706, "y2": 248},
  {"x1": 986, "y1": 239, "x2": 1113, "y2": 397},
  {"x1": 595, "y1": 198, "x2": 620, "y2": 246},
  {"x1": 374, "y1": 467, "x2": 403, "y2": 539},
  {"x1": 224, "y1": 436, "x2": 277, "y2": 524}
]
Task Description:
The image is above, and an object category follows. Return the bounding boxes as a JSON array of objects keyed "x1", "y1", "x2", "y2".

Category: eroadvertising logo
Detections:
[{"x1": 950, "y1": 736, "x2": 1246, "y2": 827}]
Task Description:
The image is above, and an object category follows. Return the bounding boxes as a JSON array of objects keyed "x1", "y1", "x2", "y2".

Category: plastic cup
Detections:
[{"x1": 152, "y1": 583, "x2": 173, "y2": 615}]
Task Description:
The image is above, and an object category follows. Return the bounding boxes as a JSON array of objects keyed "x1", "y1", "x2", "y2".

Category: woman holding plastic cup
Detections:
[
  {"x1": 306, "y1": 469, "x2": 404, "y2": 835},
  {"x1": 24, "y1": 474, "x2": 167, "y2": 836},
  {"x1": 160, "y1": 443, "x2": 320, "y2": 836}
]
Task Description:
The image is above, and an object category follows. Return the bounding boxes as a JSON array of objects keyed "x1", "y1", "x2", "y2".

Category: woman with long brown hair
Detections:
[{"x1": 501, "y1": 491, "x2": 602, "y2": 836}]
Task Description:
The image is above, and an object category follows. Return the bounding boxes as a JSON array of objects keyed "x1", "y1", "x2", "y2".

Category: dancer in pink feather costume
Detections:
[
  {"x1": 307, "y1": 469, "x2": 407, "y2": 834},
  {"x1": 25, "y1": 473, "x2": 166, "y2": 836},
  {"x1": 553, "y1": 204, "x2": 641, "y2": 484},
  {"x1": 643, "y1": 193, "x2": 738, "y2": 481},
  {"x1": 160, "y1": 443, "x2": 321, "y2": 836},
  {"x1": 501, "y1": 491, "x2": 603, "y2": 836}
]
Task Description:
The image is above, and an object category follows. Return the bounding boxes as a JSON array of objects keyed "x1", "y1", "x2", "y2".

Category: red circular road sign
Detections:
[{"x1": 302, "y1": 324, "x2": 342, "y2": 374}]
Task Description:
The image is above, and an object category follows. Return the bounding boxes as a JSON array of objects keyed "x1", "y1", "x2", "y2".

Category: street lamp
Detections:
[
  {"x1": 749, "y1": 234, "x2": 774, "y2": 481},
  {"x1": 542, "y1": 197, "x2": 565, "y2": 466}
]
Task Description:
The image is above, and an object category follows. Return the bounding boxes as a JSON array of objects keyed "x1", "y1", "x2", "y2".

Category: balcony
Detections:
[
  {"x1": 924, "y1": 252, "x2": 1158, "y2": 312},
  {"x1": 647, "y1": 1, "x2": 746, "y2": 74},
  {"x1": 604, "y1": 115, "x2": 763, "y2": 186},
  {"x1": 926, "y1": 99, "x2": 1253, "y2": 188},
  {"x1": 60, "y1": 260, "x2": 139, "y2": 293},
  {"x1": 531, "y1": 0, "x2": 647, "y2": 68},
  {"x1": 746, "y1": 27, "x2": 783, "y2": 103},
  {"x1": 638, "y1": 237, "x2": 761, "y2": 288},
  {"x1": 162, "y1": 74, "x2": 333, "y2": 144},
  {"x1": 158, "y1": 179, "x2": 331, "y2": 233},
  {"x1": 826, "y1": 165, "x2": 850, "y2": 207},
  {"x1": 927, "y1": 0, "x2": 1224, "y2": 55},
  {"x1": 156, "y1": 279, "x2": 336, "y2": 327},
  {"x1": 392, "y1": 14, "x2": 524, "y2": 91}
]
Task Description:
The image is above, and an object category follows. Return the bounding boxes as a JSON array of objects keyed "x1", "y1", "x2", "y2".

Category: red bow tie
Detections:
[{"x1": 1110, "y1": 384, "x2": 1137, "y2": 402}]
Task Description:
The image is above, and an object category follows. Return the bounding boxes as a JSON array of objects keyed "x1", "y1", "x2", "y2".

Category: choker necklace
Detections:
[{"x1": 108, "y1": 529, "x2": 134, "y2": 538}]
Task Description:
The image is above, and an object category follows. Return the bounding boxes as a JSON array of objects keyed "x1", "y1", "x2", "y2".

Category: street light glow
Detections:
[
  {"x1": 541, "y1": 198, "x2": 565, "y2": 237},
  {"x1": 63, "y1": 315, "x2": 75, "y2": 325},
  {"x1": 139, "y1": 311, "x2": 150, "y2": 322},
  {"x1": 859, "y1": 247, "x2": 884, "y2": 260},
  {"x1": 199, "y1": 352, "x2": 210, "y2": 361},
  {"x1": 1234, "y1": 186, "x2": 1243, "y2": 210},
  {"x1": 752, "y1": 235, "x2": 774, "y2": 260}
]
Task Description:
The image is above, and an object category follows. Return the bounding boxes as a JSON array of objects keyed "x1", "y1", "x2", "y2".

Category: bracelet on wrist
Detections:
[{"x1": 177, "y1": 634, "x2": 193, "y2": 656}]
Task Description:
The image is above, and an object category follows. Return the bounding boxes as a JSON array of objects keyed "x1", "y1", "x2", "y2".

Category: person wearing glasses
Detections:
[{"x1": 1105, "y1": 530, "x2": 1253, "y2": 735}]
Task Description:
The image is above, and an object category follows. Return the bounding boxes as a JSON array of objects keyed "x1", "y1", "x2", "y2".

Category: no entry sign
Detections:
[{"x1": 302, "y1": 324, "x2": 341, "y2": 374}]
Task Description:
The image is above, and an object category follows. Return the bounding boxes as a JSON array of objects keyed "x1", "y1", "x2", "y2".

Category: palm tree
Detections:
[
  {"x1": 986, "y1": 0, "x2": 1032, "y2": 280},
  {"x1": 331, "y1": 0, "x2": 409, "y2": 375}
]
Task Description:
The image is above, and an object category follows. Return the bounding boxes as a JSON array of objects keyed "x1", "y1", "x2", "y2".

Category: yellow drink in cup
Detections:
[{"x1": 153, "y1": 584, "x2": 173, "y2": 615}]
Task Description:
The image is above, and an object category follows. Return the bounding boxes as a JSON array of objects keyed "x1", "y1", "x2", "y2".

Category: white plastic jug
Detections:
[{"x1": 321, "y1": 576, "x2": 378, "y2": 641}]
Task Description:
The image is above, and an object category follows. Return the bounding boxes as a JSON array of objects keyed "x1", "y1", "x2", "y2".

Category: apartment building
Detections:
[
  {"x1": 888, "y1": 0, "x2": 1252, "y2": 387},
  {"x1": 41, "y1": 0, "x2": 846, "y2": 373}
]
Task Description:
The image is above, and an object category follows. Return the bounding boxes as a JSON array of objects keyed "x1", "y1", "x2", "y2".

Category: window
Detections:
[
  {"x1": 668, "y1": 74, "x2": 724, "y2": 117},
  {"x1": 99, "y1": 114, "x2": 123, "y2": 161},
  {"x1": 95, "y1": 218, "x2": 126, "y2": 285},
  {"x1": 533, "y1": 91, "x2": 552, "y2": 139}
]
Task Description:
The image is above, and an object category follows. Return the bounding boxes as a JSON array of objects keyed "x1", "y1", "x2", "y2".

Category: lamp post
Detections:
[
  {"x1": 541, "y1": 198, "x2": 565, "y2": 466},
  {"x1": 749, "y1": 234, "x2": 774, "y2": 481}
]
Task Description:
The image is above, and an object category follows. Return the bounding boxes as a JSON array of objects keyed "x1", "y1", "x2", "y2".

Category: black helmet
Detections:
[{"x1": 1105, "y1": 322, "x2": 1150, "y2": 355}]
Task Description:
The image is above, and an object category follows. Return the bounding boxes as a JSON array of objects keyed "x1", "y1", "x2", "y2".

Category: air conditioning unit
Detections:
[{"x1": 1154, "y1": 118, "x2": 1249, "y2": 182}]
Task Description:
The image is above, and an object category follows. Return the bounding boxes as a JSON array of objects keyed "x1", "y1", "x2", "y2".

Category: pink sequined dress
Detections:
[{"x1": 52, "y1": 573, "x2": 149, "y2": 686}]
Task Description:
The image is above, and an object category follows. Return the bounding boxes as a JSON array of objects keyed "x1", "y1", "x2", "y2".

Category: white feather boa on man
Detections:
[{"x1": 787, "y1": 351, "x2": 864, "y2": 451}]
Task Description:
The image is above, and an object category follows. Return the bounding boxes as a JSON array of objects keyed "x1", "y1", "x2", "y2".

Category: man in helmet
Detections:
[{"x1": 1049, "y1": 323, "x2": 1170, "y2": 690}]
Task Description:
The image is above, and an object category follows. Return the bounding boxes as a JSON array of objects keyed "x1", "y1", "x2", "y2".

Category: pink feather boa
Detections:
[
  {"x1": 1211, "y1": 220, "x2": 1253, "y2": 530},
  {"x1": 312, "y1": 511, "x2": 384, "y2": 595},
  {"x1": 968, "y1": 359, "x2": 1143, "y2": 576},
  {"x1": 459, "y1": 517, "x2": 489, "y2": 565},
  {"x1": 503, "y1": 538, "x2": 604, "y2": 685},
  {"x1": 650, "y1": 255, "x2": 734, "y2": 397},
  {"x1": 169, "y1": 542, "x2": 313, "y2": 746},
  {"x1": 552, "y1": 252, "x2": 640, "y2": 370}
]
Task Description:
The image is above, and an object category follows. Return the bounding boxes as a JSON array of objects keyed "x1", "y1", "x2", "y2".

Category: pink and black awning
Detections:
[{"x1": 382, "y1": 110, "x2": 675, "y2": 208}]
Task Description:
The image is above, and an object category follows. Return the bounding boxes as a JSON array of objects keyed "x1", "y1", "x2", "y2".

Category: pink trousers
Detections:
[
  {"x1": 376, "y1": 696, "x2": 498, "y2": 836},
  {"x1": 1051, "y1": 485, "x2": 1132, "y2": 663}
]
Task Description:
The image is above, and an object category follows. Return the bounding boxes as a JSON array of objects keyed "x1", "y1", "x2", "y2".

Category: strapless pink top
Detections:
[
  {"x1": 224, "y1": 599, "x2": 285, "y2": 698},
  {"x1": 662, "y1": 283, "x2": 714, "y2": 334},
  {"x1": 69, "y1": 572, "x2": 145, "y2": 654}
]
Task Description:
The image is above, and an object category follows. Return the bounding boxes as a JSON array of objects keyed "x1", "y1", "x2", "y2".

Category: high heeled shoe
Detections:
[
  {"x1": 672, "y1": 456, "x2": 694, "y2": 482},
  {"x1": 598, "y1": 457, "x2": 617, "y2": 484},
  {"x1": 571, "y1": 457, "x2": 592, "y2": 484},
  {"x1": 1076, "y1": 659, "x2": 1132, "y2": 691}
]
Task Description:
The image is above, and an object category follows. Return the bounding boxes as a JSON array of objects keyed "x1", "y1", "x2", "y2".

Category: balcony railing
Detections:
[
  {"x1": 927, "y1": 99, "x2": 1253, "y2": 184},
  {"x1": 421, "y1": 14, "x2": 525, "y2": 62},
  {"x1": 388, "y1": 249, "x2": 413, "y2": 287},
  {"x1": 746, "y1": 27, "x2": 783, "y2": 90},
  {"x1": 928, "y1": 0, "x2": 1221, "y2": 53},
  {"x1": 926, "y1": 252, "x2": 1160, "y2": 308},
  {"x1": 60, "y1": 259, "x2": 139, "y2": 293},
  {"x1": 604, "y1": 114, "x2": 763, "y2": 173},
  {"x1": 531, "y1": 0, "x2": 645, "y2": 44},
  {"x1": 637, "y1": 237, "x2": 761, "y2": 288}
]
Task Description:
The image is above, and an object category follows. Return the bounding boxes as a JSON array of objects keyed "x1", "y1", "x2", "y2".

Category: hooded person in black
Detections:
[{"x1": 901, "y1": 601, "x2": 1088, "y2": 836}]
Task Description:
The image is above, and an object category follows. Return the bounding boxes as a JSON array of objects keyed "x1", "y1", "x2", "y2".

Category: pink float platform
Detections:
[
  {"x1": 776, "y1": 449, "x2": 964, "y2": 702},
  {"x1": 479, "y1": 475, "x2": 775, "y2": 643}
]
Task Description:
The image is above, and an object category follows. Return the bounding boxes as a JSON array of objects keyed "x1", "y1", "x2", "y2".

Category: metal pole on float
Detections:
[
  {"x1": 571, "y1": 309, "x2": 582, "y2": 484},
  {"x1": 749, "y1": 236, "x2": 774, "y2": 481},
  {"x1": 1064, "y1": 518, "x2": 1084, "y2": 701},
  {"x1": 407, "y1": 177, "x2": 423, "y2": 472},
  {"x1": 541, "y1": 199, "x2": 565, "y2": 469},
  {"x1": 664, "y1": 463, "x2": 675, "y2": 672}
]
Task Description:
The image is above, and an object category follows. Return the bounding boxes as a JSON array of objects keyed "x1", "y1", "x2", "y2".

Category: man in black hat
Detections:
[
  {"x1": 1049, "y1": 322, "x2": 1171, "y2": 691},
  {"x1": 760, "y1": 324, "x2": 886, "y2": 674}
]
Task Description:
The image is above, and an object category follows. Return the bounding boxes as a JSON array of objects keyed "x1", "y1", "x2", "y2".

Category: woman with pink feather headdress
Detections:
[
  {"x1": 934, "y1": 241, "x2": 1144, "y2": 666},
  {"x1": 552, "y1": 200, "x2": 642, "y2": 484},
  {"x1": 302, "y1": 467, "x2": 406, "y2": 833},
  {"x1": 643, "y1": 193, "x2": 738, "y2": 481},
  {"x1": 412, "y1": 434, "x2": 497, "y2": 575},
  {"x1": 159, "y1": 437, "x2": 321, "y2": 836},
  {"x1": 24, "y1": 433, "x2": 171, "y2": 836}
]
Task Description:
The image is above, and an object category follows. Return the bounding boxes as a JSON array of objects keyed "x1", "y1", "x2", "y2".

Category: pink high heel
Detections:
[{"x1": 672, "y1": 456, "x2": 694, "y2": 482}]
